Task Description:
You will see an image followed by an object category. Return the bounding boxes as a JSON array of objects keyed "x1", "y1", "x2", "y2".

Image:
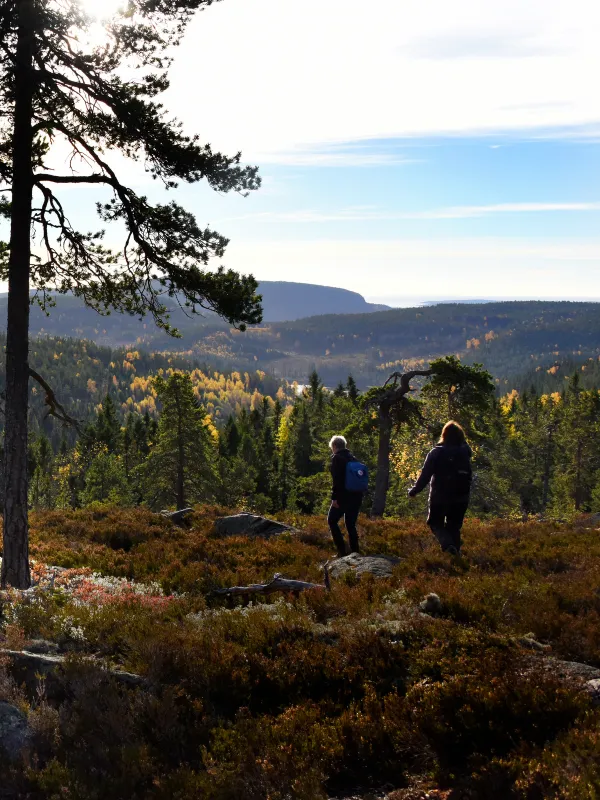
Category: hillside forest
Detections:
[
  {"x1": 12, "y1": 295, "x2": 600, "y2": 389},
  {"x1": 9, "y1": 329, "x2": 600, "y2": 521}
]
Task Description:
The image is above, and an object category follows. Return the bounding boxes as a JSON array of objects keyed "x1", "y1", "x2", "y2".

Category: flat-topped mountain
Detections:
[
  {"x1": 257, "y1": 281, "x2": 388, "y2": 321},
  {"x1": 0, "y1": 281, "x2": 388, "y2": 345}
]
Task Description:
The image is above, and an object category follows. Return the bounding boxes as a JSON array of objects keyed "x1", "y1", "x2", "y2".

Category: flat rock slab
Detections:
[
  {"x1": 2, "y1": 649, "x2": 146, "y2": 699},
  {"x1": 0, "y1": 702, "x2": 29, "y2": 761},
  {"x1": 547, "y1": 658, "x2": 600, "y2": 683},
  {"x1": 327, "y1": 554, "x2": 401, "y2": 580},
  {"x1": 213, "y1": 513, "x2": 298, "y2": 539}
]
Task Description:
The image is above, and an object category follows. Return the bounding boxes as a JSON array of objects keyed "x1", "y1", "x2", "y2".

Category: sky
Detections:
[{"x1": 43, "y1": 0, "x2": 600, "y2": 304}]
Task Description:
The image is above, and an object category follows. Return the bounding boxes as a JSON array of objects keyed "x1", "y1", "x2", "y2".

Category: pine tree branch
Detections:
[
  {"x1": 36, "y1": 173, "x2": 110, "y2": 184},
  {"x1": 27, "y1": 366, "x2": 82, "y2": 432}
]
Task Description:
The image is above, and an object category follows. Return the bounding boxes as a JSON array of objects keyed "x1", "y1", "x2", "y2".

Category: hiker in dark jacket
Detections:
[
  {"x1": 328, "y1": 435, "x2": 363, "y2": 557},
  {"x1": 408, "y1": 421, "x2": 472, "y2": 556}
]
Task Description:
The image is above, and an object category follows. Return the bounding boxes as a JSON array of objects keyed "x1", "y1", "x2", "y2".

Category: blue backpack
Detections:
[{"x1": 345, "y1": 460, "x2": 369, "y2": 493}]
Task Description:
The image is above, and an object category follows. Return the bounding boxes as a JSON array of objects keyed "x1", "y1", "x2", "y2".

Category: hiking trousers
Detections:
[
  {"x1": 328, "y1": 494, "x2": 362, "y2": 555},
  {"x1": 427, "y1": 500, "x2": 469, "y2": 553}
]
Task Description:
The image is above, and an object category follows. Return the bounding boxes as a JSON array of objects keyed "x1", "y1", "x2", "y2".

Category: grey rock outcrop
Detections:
[
  {"x1": 3, "y1": 649, "x2": 146, "y2": 699},
  {"x1": 548, "y1": 658, "x2": 600, "y2": 683},
  {"x1": 25, "y1": 639, "x2": 60, "y2": 655},
  {"x1": 160, "y1": 508, "x2": 194, "y2": 526},
  {"x1": 0, "y1": 702, "x2": 29, "y2": 761},
  {"x1": 586, "y1": 678, "x2": 600, "y2": 705},
  {"x1": 213, "y1": 513, "x2": 298, "y2": 539},
  {"x1": 419, "y1": 593, "x2": 443, "y2": 616},
  {"x1": 326, "y1": 554, "x2": 400, "y2": 581}
]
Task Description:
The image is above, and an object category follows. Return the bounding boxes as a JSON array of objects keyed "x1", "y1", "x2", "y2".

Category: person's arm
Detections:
[
  {"x1": 408, "y1": 450, "x2": 437, "y2": 497},
  {"x1": 331, "y1": 455, "x2": 346, "y2": 502}
]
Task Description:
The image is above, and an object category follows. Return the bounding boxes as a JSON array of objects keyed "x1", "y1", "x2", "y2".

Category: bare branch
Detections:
[
  {"x1": 366, "y1": 368, "x2": 434, "y2": 411},
  {"x1": 28, "y1": 366, "x2": 82, "y2": 432},
  {"x1": 212, "y1": 573, "x2": 326, "y2": 600}
]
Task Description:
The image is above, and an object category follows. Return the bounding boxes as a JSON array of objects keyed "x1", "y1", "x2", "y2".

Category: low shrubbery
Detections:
[{"x1": 1, "y1": 507, "x2": 600, "y2": 798}]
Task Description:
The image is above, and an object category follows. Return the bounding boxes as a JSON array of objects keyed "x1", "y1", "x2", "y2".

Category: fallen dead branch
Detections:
[{"x1": 212, "y1": 572, "x2": 326, "y2": 603}]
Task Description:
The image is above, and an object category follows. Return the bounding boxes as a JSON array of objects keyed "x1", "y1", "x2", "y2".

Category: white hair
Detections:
[{"x1": 329, "y1": 435, "x2": 347, "y2": 451}]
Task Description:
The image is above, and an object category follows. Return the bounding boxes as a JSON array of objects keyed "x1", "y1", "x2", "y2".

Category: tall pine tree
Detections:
[{"x1": 0, "y1": 0, "x2": 261, "y2": 587}]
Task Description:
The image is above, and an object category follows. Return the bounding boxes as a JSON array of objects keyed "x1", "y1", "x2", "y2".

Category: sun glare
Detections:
[{"x1": 80, "y1": 0, "x2": 124, "y2": 22}]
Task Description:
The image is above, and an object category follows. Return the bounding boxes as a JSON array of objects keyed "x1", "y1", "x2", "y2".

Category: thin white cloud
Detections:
[
  {"x1": 166, "y1": 0, "x2": 600, "y2": 157},
  {"x1": 252, "y1": 149, "x2": 418, "y2": 167},
  {"x1": 416, "y1": 202, "x2": 600, "y2": 219},
  {"x1": 403, "y1": 31, "x2": 570, "y2": 60},
  {"x1": 223, "y1": 202, "x2": 600, "y2": 224}
]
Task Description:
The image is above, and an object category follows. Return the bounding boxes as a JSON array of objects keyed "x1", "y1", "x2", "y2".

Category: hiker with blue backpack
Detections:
[
  {"x1": 408, "y1": 420, "x2": 472, "y2": 556},
  {"x1": 328, "y1": 435, "x2": 369, "y2": 557}
]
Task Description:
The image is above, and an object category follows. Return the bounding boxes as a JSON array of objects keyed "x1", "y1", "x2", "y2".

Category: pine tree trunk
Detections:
[
  {"x1": 174, "y1": 383, "x2": 185, "y2": 510},
  {"x1": 542, "y1": 425, "x2": 554, "y2": 511},
  {"x1": 371, "y1": 405, "x2": 392, "y2": 518},
  {"x1": 2, "y1": 0, "x2": 35, "y2": 589},
  {"x1": 575, "y1": 439, "x2": 583, "y2": 511}
]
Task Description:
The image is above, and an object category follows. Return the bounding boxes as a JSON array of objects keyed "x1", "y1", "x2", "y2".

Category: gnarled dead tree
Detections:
[
  {"x1": 365, "y1": 369, "x2": 432, "y2": 518},
  {"x1": 365, "y1": 357, "x2": 495, "y2": 518}
]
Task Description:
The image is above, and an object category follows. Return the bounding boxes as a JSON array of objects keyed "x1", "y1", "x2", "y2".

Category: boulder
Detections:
[
  {"x1": 586, "y1": 678, "x2": 600, "y2": 705},
  {"x1": 25, "y1": 639, "x2": 60, "y2": 655},
  {"x1": 326, "y1": 554, "x2": 400, "y2": 581},
  {"x1": 0, "y1": 702, "x2": 29, "y2": 761},
  {"x1": 160, "y1": 508, "x2": 194, "y2": 527},
  {"x1": 419, "y1": 593, "x2": 443, "y2": 616},
  {"x1": 574, "y1": 512, "x2": 600, "y2": 528},
  {"x1": 213, "y1": 513, "x2": 298, "y2": 539},
  {"x1": 5, "y1": 650, "x2": 65, "y2": 697}
]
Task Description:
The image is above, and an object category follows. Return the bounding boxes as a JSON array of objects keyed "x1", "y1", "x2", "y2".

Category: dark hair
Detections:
[{"x1": 439, "y1": 420, "x2": 466, "y2": 447}]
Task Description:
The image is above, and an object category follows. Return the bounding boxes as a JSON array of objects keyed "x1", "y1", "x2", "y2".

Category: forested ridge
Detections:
[{"x1": 9, "y1": 297, "x2": 600, "y2": 387}]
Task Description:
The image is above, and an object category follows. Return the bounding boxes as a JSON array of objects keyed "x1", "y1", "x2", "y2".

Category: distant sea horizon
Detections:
[{"x1": 367, "y1": 296, "x2": 600, "y2": 309}]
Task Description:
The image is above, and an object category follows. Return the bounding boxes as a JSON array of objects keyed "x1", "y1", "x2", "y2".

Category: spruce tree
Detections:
[
  {"x1": 308, "y1": 369, "x2": 324, "y2": 410},
  {"x1": 140, "y1": 373, "x2": 217, "y2": 510},
  {"x1": 0, "y1": 0, "x2": 261, "y2": 587},
  {"x1": 81, "y1": 450, "x2": 131, "y2": 506},
  {"x1": 29, "y1": 433, "x2": 54, "y2": 509},
  {"x1": 96, "y1": 395, "x2": 121, "y2": 453},
  {"x1": 290, "y1": 403, "x2": 314, "y2": 478},
  {"x1": 346, "y1": 375, "x2": 359, "y2": 404}
]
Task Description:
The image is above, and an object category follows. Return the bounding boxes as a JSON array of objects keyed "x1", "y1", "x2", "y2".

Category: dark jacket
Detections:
[
  {"x1": 330, "y1": 448, "x2": 357, "y2": 502},
  {"x1": 412, "y1": 443, "x2": 472, "y2": 504}
]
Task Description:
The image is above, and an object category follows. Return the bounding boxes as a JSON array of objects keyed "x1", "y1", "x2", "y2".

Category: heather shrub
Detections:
[
  {"x1": 1, "y1": 507, "x2": 600, "y2": 797},
  {"x1": 514, "y1": 710, "x2": 600, "y2": 799},
  {"x1": 407, "y1": 654, "x2": 589, "y2": 776}
]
